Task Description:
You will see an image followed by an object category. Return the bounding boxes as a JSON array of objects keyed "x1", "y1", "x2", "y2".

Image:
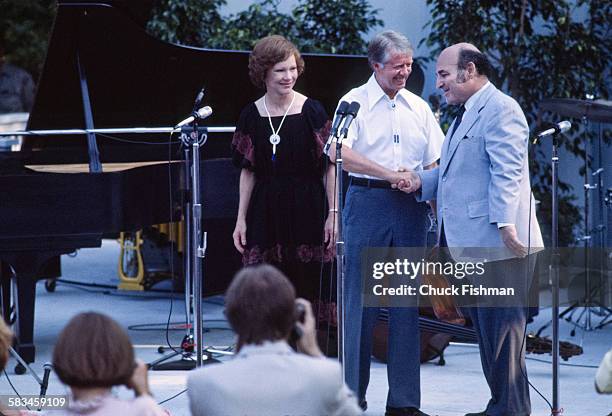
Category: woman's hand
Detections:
[
  {"x1": 324, "y1": 211, "x2": 338, "y2": 250},
  {"x1": 233, "y1": 219, "x2": 247, "y2": 253},
  {"x1": 127, "y1": 359, "x2": 151, "y2": 397}
]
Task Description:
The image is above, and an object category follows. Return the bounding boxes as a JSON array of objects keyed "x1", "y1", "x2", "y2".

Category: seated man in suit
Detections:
[{"x1": 187, "y1": 264, "x2": 362, "y2": 416}]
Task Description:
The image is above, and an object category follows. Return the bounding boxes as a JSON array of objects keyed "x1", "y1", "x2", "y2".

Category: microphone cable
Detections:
[
  {"x1": 157, "y1": 388, "x2": 187, "y2": 405},
  {"x1": 162, "y1": 128, "x2": 187, "y2": 359},
  {"x1": 2, "y1": 369, "x2": 30, "y2": 411},
  {"x1": 318, "y1": 124, "x2": 339, "y2": 357}
]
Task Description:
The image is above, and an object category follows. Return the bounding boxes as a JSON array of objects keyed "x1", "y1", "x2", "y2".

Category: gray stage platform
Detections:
[{"x1": 1, "y1": 241, "x2": 610, "y2": 415}]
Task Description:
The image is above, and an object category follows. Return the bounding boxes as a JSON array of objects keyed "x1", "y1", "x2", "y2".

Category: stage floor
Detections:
[{"x1": 1, "y1": 240, "x2": 610, "y2": 415}]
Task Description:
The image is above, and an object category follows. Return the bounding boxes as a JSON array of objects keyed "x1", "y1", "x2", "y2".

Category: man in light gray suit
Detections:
[
  {"x1": 403, "y1": 43, "x2": 543, "y2": 416},
  {"x1": 187, "y1": 264, "x2": 362, "y2": 416}
]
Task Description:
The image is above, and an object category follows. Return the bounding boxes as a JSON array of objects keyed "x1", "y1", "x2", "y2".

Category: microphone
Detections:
[
  {"x1": 534, "y1": 120, "x2": 571, "y2": 140},
  {"x1": 331, "y1": 101, "x2": 350, "y2": 137},
  {"x1": 39, "y1": 363, "x2": 52, "y2": 399},
  {"x1": 175, "y1": 106, "x2": 213, "y2": 128},
  {"x1": 324, "y1": 101, "x2": 349, "y2": 154},
  {"x1": 192, "y1": 87, "x2": 205, "y2": 112},
  {"x1": 339, "y1": 101, "x2": 361, "y2": 138}
]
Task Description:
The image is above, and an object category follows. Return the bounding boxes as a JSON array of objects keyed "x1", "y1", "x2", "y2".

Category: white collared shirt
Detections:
[
  {"x1": 335, "y1": 74, "x2": 444, "y2": 179},
  {"x1": 464, "y1": 81, "x2": 492, "y2": 112}
]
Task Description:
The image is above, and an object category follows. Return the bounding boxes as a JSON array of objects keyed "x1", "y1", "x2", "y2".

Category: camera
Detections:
[{"x1": 289, "y1": 302, "x2": 306, "y2": 343}]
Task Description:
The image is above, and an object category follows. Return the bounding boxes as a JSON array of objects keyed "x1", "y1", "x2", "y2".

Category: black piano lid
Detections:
[{"x1": 24, "y1": 0, "x2": 424, "y2": 164}]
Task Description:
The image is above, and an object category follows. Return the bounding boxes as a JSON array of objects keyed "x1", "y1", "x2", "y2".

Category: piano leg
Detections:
[
  {"x1": 1, "y1": 261, "x2": 11, "y2": 324},
  {"x1": 0, "y1": 260, "x2": 36, "y2": 363},
  {"x1": 0, "y1": 252, "x2": 64, "y2": 365},
  {"x1": 15, "y1": 274, "x2": 37, "y2": 363}
]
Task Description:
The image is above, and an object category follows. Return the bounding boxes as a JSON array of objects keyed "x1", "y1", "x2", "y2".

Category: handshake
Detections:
[{"x1": 390, "y1": 168, "x2": 422, "y2": 193}]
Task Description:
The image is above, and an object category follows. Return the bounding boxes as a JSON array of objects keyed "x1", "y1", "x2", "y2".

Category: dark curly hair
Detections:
[{"x1": 248, "y1": 35, "x2": 305, "y2": 90}]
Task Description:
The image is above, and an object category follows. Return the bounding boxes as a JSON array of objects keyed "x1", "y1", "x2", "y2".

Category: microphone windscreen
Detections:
[
  {"x1": 336, "y1": 101, "x2": 349, "y2": 115},
  {"x1": 347, "y1": 101, "x2": 361, "y2": 116},
  {"x1": 558, "y1": 120, "x2": 571, "y2": 133},
  {"x1": 197, "y1": 106, "x2": 213, "y2": 119}
]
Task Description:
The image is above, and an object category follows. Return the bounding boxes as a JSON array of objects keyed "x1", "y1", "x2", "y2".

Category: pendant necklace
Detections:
[{"x1": 263, "y1": 91, "x2": 296, "y2": 161}]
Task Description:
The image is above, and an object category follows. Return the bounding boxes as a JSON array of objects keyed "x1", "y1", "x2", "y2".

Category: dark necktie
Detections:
[{"x1": 449, "y1": 105, "x2": 466, "y2": 139}]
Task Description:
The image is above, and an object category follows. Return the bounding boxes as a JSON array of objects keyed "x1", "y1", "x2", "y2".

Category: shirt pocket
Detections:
[{"x1": 461, "y1": 135, "x2": 486, "y2": 159}]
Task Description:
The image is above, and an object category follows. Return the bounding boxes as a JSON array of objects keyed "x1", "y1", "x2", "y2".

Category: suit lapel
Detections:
[{"x1": 441, "y1": 85, "x2": 497, "y2": 175}]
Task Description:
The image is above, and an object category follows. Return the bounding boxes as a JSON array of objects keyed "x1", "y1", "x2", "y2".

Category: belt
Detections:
[{"x1": 350, "y1": 177, "x2": 396, "y2": 190}]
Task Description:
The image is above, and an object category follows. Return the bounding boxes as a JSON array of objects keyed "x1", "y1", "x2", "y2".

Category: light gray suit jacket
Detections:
[
  {"x1": 418, "y1": 83, "x2": 543, "y2": 261},
  {"x1": 187, "y1": 341, "x2": 362, "y2": 416}
]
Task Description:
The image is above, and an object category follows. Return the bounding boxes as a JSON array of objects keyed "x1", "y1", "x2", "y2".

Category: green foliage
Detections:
[
  {"x1": 292, "y1": 0, "x2": 383, "y2": 54},
  {"x1": 147, "y1": 0, "x2": 382, "y2": 54},
  {"x1": 2, "y1": 0, "x2": 380, "y2": 95},
  {"x1": 0, "y1": 0, "x2": 56, "y2": 80},
  {"x1": 209, "y1": 0, "x2": 297, "y2": 51},
  {"x1": 146, "y1": 0, "x2": 226, "y2": 46},
  {"x1": 420, "y1": 0, "x2": 611, "y2": 246}
]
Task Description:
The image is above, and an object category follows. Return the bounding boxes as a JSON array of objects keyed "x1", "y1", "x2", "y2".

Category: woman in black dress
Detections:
[{"x1": 231, "y1": 35, "x2": 336, "y2": 304}]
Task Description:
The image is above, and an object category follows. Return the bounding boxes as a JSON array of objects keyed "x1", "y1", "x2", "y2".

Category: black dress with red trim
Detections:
[{"x1": 231, "y1": 98, "x2": 334, "y2": 303}]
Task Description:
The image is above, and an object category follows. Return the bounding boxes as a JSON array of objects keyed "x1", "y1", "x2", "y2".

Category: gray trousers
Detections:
[{"x1": 468, "y1": 255, "x2": 536, "y2": 416}]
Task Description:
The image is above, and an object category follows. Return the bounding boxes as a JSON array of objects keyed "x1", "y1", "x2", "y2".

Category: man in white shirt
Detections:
[
  {"x1": 187, "y1": 264, "x2": 362, "y2": 416},
  {"x1": 329, "y1": 31, "x2": 444, "y2": 416}
]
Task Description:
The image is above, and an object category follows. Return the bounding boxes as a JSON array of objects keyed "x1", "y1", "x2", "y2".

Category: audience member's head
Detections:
[
  {"x1": 225, "y1": 264, "x2": 296, "y2": 350},
  {"x1": 53, "y1": 312, "x2": 135, "y2": 388},
  {"x1": 0, "y1": 319, "x2": 13, "y2": 371}
]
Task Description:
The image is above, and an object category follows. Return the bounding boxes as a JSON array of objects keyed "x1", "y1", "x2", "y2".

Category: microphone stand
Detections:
[
  {"x1": 334, "y1": 133, "x2": 346, "y2": 379},
  {"x1": 150, "y1": 112, "x2": 222, "y2": 370},
  {"x1": 532, "y1": 129, "x2": 562, "y2": 414},
  {"x1": 183, "y1": 113, "x2": 221, "y2": 368},
  {"x1": 550, "y1": 133, "x2": 561, "y2": 415}
]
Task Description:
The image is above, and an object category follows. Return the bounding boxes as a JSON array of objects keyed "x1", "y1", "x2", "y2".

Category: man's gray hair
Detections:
[{"x1": 367, "y1": 30, "x2": 413, "y2": 69}]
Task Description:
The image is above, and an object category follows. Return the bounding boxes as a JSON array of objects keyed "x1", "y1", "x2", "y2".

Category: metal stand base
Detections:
[
  {"x1": 150, "y1": 347, "x2": 220, "y2": 371},
  {"x1": 561, "y1": 302, "x2": 612, "y2": 333},
  {"x1": 150, "y1": 332, "x2": 223, "y2": 370}
]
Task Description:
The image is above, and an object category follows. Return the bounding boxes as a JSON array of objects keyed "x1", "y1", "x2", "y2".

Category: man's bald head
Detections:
[
  {"x1": 436, "y1": 42, "x2": 491, "y2": 105},
  {"x1": 440, "y1": 43, "x2": 491, "y2": 77},
  {"x1": 440, "y1": 42, "x2": 479, "y2": 58}
]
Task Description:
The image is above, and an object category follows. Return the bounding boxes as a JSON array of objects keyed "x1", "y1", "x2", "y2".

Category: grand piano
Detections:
[{"x1": 0, "y1": 0, "x2": 425, "y2": 367}]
